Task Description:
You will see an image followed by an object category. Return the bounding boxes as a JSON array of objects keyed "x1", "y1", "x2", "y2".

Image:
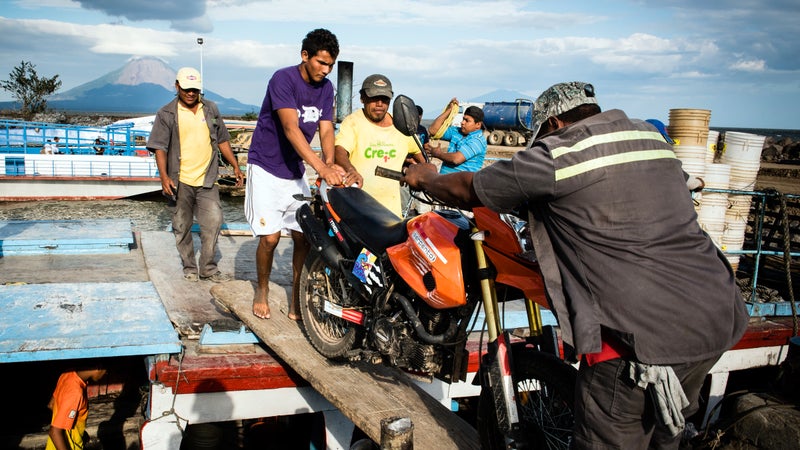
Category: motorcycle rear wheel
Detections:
[
  {"x1": 299, "y1": 252, "x2": 361, "y2": 359},
  {"x1": 478, "y1": 348, "x2": 577, "y2": 450}
]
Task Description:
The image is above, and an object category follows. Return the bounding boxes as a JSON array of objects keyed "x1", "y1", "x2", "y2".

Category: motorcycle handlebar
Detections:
[{"x1": 374, "y1": 166, "x2": 403, "y2": 181}]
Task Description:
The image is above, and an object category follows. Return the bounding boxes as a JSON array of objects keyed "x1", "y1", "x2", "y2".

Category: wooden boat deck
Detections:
[
  {"x1": 1, "y1": 218, "x2": 797, "y2": 449},
  {"x1": 0, "y1": 220, "x2": 180, "y2": 364},
  {"x1": 138, "y1": 229, "x2": 479, "y2": 448}
]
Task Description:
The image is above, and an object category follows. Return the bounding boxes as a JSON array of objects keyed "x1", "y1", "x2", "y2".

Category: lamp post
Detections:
[{"x1": 197, "y1": 37, "x2": 204, "y2": 94}]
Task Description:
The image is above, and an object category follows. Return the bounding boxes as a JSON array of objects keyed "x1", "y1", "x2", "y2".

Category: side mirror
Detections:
[{"x1": 392, "y1": 95, "x2": 420, "y2": 137}]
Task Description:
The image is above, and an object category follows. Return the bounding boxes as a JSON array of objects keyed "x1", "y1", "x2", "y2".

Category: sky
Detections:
[{"x1": 0, "y1": 0, "x2": 799, "y2": 129}]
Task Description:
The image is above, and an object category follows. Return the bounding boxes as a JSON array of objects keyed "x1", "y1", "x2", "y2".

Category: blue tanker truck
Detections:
[{"x1": 481, "y1": 99, "x2": 536, "y2": 147}]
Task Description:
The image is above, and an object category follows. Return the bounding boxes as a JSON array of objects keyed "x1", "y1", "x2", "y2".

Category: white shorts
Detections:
[{"x1": 245, "y1": 163, "x2": 311, "y2": 236}]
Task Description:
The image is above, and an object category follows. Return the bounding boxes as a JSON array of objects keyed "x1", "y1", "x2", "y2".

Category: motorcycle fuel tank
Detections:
[{"x1": 387, "y1": 212, "x2": 467, "y2": 309}]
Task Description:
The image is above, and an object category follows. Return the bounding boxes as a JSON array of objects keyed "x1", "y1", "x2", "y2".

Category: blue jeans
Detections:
[{"x1": 170, "y1": 182, "x2": 223, "y2": 277}]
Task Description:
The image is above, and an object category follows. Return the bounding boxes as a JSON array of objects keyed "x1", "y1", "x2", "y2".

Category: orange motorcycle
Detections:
[{"x1": 294, "y1": 96, "x2": 577, "y2": 449}]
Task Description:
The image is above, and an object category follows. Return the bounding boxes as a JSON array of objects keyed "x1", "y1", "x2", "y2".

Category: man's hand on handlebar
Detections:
[
  {"x1": 401, "y1": 162, "x2": 439, "y2": 191},
  {"x1": 317, "y1": 163, "x2": 346, "y2": 186},
  {"x1": 343, "y1": 167, "x2": 363, "y2": 188}
]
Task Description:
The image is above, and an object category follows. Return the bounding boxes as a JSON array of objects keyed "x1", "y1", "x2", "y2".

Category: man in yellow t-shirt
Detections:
[
  {"x1": 147, "y1": 67, "x2": 244, "y2": 283},
  {"x1": 334, "y1": 74, "x2": 425, "y2": 218}
]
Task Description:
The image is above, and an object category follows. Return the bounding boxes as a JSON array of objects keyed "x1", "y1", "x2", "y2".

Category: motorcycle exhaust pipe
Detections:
[
  {"x1": 296, "y1": 203, "x2": 343, "y2": 268},
  {"x1": 392, "y1": 292, "x2": 458, "y2": 345}
]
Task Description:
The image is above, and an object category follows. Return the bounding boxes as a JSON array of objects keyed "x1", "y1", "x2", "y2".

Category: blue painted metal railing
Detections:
[
  {"x1": 8, "y1": 157, "x2": 160, "y2": 178},
  {"x1": 0, "y1": 119, "x2": 150, "y2": 156},
  {"x1": 704, "y1": 188, "x2": 799, "y2": 303}
]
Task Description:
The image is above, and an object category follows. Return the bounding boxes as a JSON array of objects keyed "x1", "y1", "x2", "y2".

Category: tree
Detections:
[{"x1": 0, "y1": 61, "x2": 62, "y2": 120}]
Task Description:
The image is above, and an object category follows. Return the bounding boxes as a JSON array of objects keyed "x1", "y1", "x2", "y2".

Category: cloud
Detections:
[
  {"x1": 13, "y1": 0, "x2": 74, "y2": 8},
  {"x1": 729, "y1": 59, "x2": 766, "y2": 72},
  {"x1": 207, "y1": 0, "x2": 604, "y2": 29},
  {"x1": 668, "y1": 70, "x2": 714, "y2": 79},
  {"x1": 0, "y1": 17, "x2": 183, "y2": 57},
  {"x1": 2, "y1": 0, "x2": 798, "y2": 128},
  {"x1": 76, "y1": 0, "x2": 213, "y2": 31},
  {"x1": 215, "y1": 41, "x2": 297, "y2": 69},
  {"x1": 76, "y1": 0, "x2": 207, "y2": 21},
  {"x1": 171, "y1": 16, "x2": 214, "y2": 33},
  {"x1": 635, "y1": 0, "x2": 800, "y2": 71}
]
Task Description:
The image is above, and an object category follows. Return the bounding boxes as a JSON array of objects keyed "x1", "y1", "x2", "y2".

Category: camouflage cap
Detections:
[{"x1": 530, "y1": 81, "x2": 597, "y2": 139}]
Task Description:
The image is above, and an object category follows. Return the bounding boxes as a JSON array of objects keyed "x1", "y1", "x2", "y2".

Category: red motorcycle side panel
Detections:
[{"x1": 387, "y1": 213, "x2": 467, "y2": 309}]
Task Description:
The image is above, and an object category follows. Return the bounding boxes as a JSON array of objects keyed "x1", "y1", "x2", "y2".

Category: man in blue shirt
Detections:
[{"x1": 426, "y1": 99, "x2": 487, "y2": 173}]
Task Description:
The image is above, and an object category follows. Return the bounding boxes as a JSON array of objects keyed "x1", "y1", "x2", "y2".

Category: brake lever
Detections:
[{"x1": 292, "y1": 193, "x2": 314, "y2": 201}]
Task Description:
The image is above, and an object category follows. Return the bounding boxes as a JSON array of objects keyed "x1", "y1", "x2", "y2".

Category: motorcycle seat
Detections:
[{"x1": 328, "y1": 187, "x2": 409, "y2": 253}]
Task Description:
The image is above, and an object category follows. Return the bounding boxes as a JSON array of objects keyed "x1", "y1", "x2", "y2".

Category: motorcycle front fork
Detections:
[{"x1": 472, "y1": 230, "x2": 546, "y2": 447}]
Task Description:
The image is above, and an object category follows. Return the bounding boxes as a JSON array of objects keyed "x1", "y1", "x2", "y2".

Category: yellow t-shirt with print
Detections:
[{"x1": 335, "y1": 109, "x2": 420, "y2": 217}]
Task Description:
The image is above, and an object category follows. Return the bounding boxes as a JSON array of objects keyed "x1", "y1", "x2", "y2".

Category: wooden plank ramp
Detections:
[
  {"x1": 210, "y1": 280, "x2": 480, "y2": 449},
  {"x1": 139, "y1": 230, "x2": 293, "y2": 338}
]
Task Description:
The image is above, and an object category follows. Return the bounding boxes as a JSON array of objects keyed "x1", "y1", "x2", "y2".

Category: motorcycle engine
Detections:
[
  {"x1": 371, "y1": 310, "x2": 445, "y2": 375},
  {"x1": 372, "y1": 317, "x2": 403, "y2": 357}
]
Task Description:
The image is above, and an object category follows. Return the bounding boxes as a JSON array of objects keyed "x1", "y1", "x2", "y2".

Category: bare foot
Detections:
[
  {"x1": 254, "y1": 301, "x2": 271, "y2": 319},
  {"x1": 253, "y1": 286, "x2": 270, "y2": 319},
  {"x1": 287, "y1": 294, "x2": 302, "y2": 321}
]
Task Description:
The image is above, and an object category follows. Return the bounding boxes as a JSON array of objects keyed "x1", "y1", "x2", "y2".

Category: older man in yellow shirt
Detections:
[
  {"x1": 147, "y1": 67, "x2": 243, "y2": 282},
  {"x1": 334, "y1": 74, "x2": 425, "y2": 218}
]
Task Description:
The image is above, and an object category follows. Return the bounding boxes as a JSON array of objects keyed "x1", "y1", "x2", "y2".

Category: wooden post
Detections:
[{"x1": 380, "y1": 416, "x2": 413, "y2": 450}]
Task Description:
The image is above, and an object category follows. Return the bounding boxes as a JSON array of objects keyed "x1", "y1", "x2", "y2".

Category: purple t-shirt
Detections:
[{"x1": 248, "y1": 65, "x2": 334, "y2": 179}]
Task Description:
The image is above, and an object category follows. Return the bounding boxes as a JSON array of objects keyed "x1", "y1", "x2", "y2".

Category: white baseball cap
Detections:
[{"x1": 176, "y1": 67, "x2": 202, "y2": 90}]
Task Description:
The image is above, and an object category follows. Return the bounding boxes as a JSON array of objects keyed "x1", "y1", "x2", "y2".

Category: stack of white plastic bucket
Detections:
[
  {"x1": 668, "y1": 108, "x2": 711, "y2": 180},
  {"x1": 697, "y1": 130, "x2": 729, "y2": 248},
  {"x1": 697, "y1": 163, "x2": 731, "y2": 247},
  {"x1": 717, "y1": 131, "x2": 766, "y2": 270},
  {"x1": 667, "y1": 109, "x2": 760, "y2": 272},
  {"x1": 720, "y1": 131, "x2": 765, "y2": 190},
  {"x1": 668, "y1": 108, "x2": 716, "y2": 230},
  {"x1": 706, "y1": 130, "x2": 720, "y2": 164}
]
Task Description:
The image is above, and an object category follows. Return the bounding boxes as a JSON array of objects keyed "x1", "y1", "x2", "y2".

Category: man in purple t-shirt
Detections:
[{"x1": 245, "y1": 28, "x2": 345, "y2": 320}]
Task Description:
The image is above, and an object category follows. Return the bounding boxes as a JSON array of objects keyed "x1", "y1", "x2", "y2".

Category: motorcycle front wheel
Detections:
[
  {"x1": 298, "y1": 252, "x2": 362, "y2": 359},
  {"x1": 478, "y1": 348, "x2": 577, "y2": 450}
]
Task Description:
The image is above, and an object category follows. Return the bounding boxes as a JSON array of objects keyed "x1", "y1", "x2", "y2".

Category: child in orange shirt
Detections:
[{"x1": 46, "y1": 362, "x2": 107, "y2": 450}]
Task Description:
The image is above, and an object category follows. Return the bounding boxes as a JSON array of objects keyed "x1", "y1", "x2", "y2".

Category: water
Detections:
[
  {"x1": 0, "y1": 192, "x2": 247, "y2": 231},
  {"x1": 711, "y1": 127, "x2": 800, "y2": 143}
]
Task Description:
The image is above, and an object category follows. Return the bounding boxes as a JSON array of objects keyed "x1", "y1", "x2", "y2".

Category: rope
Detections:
[
  {"x1": 431, "y1": 104, "x2": 459, "y2": 139},
  {"x1": 148, "y1": 346, "x2": 188, "y2": 438},
  {"x1": 778, "y1": 193, "x2": 798, "y2": 335}
]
